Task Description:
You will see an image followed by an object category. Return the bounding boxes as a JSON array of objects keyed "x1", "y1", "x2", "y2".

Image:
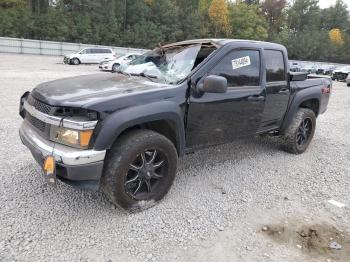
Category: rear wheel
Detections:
[
  {"x1": 101, "y1": 130, "x2": 178, "y2": 210},
  {"x1": 281, "y1": 108, "x2": 316, "y2": 154}
]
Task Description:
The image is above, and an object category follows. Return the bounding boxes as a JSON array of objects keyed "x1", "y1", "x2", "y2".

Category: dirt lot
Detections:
[{"x1": 0, "y1": 53, "x2": 350, "y2": 262}]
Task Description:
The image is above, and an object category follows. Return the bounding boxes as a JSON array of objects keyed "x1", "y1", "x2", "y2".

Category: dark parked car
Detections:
[
  {"x1": 316, "y1": 65, "x2": 336, "y2": 75},
  {"x1": 332, "y1": 66, "x2": 350, "y2": 81},
  {"x1": 19, "y1": 39, "x2": 332, "y2": 210},
  {"x1": 289, "y1": 62, "x2": 301, "y2": 72}
]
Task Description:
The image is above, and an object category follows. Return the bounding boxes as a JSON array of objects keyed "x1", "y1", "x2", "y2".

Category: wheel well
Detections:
[
  {"x1": 299, "y1": 99, "x2": 319, "y2": 116},
  {"x1": 116, "y1": 120, "x2": 179, "y2": 155},
  {"x1": 72, "y1": 57, "x2": 80, "y2": 63}
]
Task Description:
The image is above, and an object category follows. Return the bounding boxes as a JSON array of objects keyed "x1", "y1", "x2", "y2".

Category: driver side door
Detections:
[{"x1": 186, "y1": 49, "x2": 266, "y2": 148}]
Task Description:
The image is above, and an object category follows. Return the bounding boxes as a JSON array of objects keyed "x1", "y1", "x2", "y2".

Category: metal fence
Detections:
[{"x1": 0, "y1": 37, "x2": 148, "y2": 56}]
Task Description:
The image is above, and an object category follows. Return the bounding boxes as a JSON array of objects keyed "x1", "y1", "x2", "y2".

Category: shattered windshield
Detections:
[{"x1": 119, "y1": 44, "x2": 201, "y2": 84}]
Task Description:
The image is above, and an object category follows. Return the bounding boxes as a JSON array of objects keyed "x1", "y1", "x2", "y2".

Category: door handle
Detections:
[
  {"x1": 247, "y1": 95, "x2": 265, "y2": 102},
  {"x1": 279, "y1": 88, "x2": 289, "y2": 94}
]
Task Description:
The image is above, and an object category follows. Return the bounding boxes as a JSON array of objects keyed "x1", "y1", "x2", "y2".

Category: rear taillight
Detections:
[{"x1": 321, "y1": 85, "x2": 331, "y2": 94}]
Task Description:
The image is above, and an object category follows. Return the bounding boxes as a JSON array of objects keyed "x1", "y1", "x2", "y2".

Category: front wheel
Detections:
[
  {"x1": 281, "y1": 108, "x2": 316, "y2": 154},
  {"x1": 112, "y1": 63, "x2": 120, "y2": 72},
  {"x1": 71, "y1": 58, "x2": 80, "y2": 65},
  {"x1": 101, "y1": 130, "x2": 178, "y2": 210}
]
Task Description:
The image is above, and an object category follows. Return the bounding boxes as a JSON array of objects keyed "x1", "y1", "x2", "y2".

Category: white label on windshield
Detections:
[{"x1": 232, "y1": 56, "x2": 251, "y2": 70}]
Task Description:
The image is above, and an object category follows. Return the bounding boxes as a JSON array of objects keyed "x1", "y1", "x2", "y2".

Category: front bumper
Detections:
[
  {"x1": 19, "y1": 121, "x2": 106, "y2": 190},
  {"x1": 63, "y1": 57, "x2": 70, "y2": 64}
]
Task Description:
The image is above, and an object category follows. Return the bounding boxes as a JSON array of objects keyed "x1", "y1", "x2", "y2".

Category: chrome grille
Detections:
[
  {"x1": 27, "y1": 95, "x2": 52, "y2": 115},
  {"x1": 25, "y1": 112, "x2": 46, "y2": 132}
]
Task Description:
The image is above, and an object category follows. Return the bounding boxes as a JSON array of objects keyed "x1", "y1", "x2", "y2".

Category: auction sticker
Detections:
[{"x1": 232, "y1": 56, "x2": 251, "y2": 70}]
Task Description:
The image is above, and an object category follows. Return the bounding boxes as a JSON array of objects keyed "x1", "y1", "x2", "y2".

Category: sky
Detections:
[{"x1": 318, "y1": 0, "x2": 350, "y2": 8}]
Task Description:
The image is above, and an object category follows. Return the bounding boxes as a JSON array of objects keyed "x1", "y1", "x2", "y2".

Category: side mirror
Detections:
[
  {"x1": 289, "y1": 72, "x2": 308, "y2": 81},
  {"x1": 198, "y1": 75, "x2": 228, "y2": 93}
]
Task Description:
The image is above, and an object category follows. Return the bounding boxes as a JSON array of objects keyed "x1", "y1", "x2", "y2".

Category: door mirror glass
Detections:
[{"x1": 199, "y1": 75, "x2": 228, "y2": 93}]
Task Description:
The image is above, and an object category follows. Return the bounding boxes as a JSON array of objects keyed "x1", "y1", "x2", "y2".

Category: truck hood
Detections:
[{"x1": 31, "y1": 73, "x2": 171, "y2": 107}]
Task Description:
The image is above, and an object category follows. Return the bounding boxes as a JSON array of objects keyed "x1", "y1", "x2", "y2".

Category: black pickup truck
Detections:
[{"x1": 19, "y1": 39, "x2": 331, "y2": 209}]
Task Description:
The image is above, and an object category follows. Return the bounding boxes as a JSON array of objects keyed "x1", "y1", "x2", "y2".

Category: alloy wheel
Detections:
[
  {"x1": 124, "y1": 149, "x2": 166, "y2": 200},
  {"x1": 296, "y1": 117, "x2": 312, "y2": 146}
]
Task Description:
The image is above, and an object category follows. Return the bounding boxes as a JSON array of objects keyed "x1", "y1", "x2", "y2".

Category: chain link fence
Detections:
[{"x1": 0, "y1": 37, "x2": 148, "y2": 56}]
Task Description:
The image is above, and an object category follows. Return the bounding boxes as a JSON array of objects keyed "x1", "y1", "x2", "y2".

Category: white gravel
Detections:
[{"x1": 0, "y1": 53, "x2": 349, "y2": 262}]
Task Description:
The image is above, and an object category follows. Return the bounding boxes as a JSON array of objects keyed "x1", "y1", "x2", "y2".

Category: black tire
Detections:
[
  {"x1": 71, "y1": 58, "x2": 80, "y2": 65},
  {"x1": 112, "y1": 63, "x2": 120, "y2": 72},
  {"x1": 101, "y1": 129, "x2": 178, "y2": 210},
  {"x1": 347, "y1": 83, "x2": 350, "y2": 87},
  {"x1": 281, "y1": 108, "x2": 316, "y2": 154}
]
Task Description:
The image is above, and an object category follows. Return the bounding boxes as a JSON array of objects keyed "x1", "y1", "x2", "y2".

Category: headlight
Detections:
[{"x1": 50, "y1": 126, "x2": 93, "y2": 149}]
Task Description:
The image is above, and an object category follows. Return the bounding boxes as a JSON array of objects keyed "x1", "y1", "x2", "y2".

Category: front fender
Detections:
[
  {"x1": 93, "y1": 101, "x2": 185, "y2": 155},
  {"x1": 280, "y1": 86, "x2": 321, "y2": 134}
]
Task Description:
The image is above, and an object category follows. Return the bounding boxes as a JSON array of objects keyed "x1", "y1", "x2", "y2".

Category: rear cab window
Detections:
[
  {"x1": 265, "y1": 50, "x2": 286, "y2": 82},
  {"x1": 209, "y1": 49, "x2": 261, "y2": 88}
]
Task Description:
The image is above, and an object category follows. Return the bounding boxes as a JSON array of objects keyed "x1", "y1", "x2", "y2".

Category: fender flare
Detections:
[
  {"x1": 280, "y1": 87, "x2": 321, "y2": 134},
  {"x1": 93, "y1": 101, "x2": 185, "y2": 155}
]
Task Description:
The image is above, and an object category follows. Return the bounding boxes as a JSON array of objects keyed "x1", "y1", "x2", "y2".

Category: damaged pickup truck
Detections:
[{"x1": 19, "y1": 39, "x2": 332, "y2": 210}]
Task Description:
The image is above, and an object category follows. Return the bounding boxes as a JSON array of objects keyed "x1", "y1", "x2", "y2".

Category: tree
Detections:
[
  {"x1": 329, "y1": 28, "x2": 344, "y2": 46},
  {"x1": 175, "y1": 0, "x2": 208, "y2": 40},
  {"x1": 27, "y1": 0, "x2": 49, "y2": 15},
  {"x1": 0, "y1": 0, "x2": 31, "y2": 37},
  {"x1": 321, "y1": 0, "x2": 349, "y2": 30},
  {"x1": 243, "y1": 0, "x2": 260, "y2": 4},
  {"x1": 228, "y1": 3, "x2": 268, "y2": 40},
  {"x1": 261, "y1": 0, "x2": 287, "y2": 39},
  {"x1": 199, "y1": 0, "x2": 211, "y2": 13},
  {"x1": 288, "y1": 0, "x2": 320, "y2": 32},
  {"x1": 1, "y1": 0, "x2": 350, "y2": 63},
  {"x1": 208, "y1": 0, "x2": 230, "y2": 37}
]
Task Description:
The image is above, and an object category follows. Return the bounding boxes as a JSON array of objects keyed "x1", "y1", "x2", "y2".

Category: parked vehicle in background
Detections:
[
  {"x1": 332, "y1": 66, "x2": 350, "y2": 81},
  {"x1": 301, "y1": 64, "x2": 317, "y2": 74},
  {"x1": 324, "y1": 65, "x2": 336, "y2": 75},
  {"x1": 346, "y1": 74, "x2": 350, "y2": 86},
  {"x1": 316, "y1": 65, "x2": 336, "y2": 75},
  {"x1": 63, "y1": 48, "x2": 116, "y2": 65},
  {"x1": 289, "y1": 62, "x2": 301, "y2": 72},
  {"x1": 99, "y1": 53, "x2": 141, "y2": 72},
  {"x1": 19, "y1": 39, "x2": 332, "y2": 210}
]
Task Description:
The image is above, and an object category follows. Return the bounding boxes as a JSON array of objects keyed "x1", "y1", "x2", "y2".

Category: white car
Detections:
[
  {"x1": 99, "y1": 53, "x2": 140, "y2": 71},
  {"x1": 63, "y1": 48, "x2": 116, "y2": 65},
  {"x1": 346, "y1": 74, "x2": 350, "y2": 86}
]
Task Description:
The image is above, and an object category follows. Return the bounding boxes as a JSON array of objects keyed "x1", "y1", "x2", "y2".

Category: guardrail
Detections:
[{"x1": 0, "y1": 37, "x2": 148, "y2": 56}]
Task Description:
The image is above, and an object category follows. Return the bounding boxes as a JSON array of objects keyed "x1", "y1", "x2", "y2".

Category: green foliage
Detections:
[
  {"x1": 288, "y1": 0, "x2": 321, "y2": 32},
  {"x1": 320, "y1": 0, "x2": 349, "y2": 30},
  {"x1": 228, "y1": 3, "x2": 268, "y2": 40},
  {"x1": 261, "y1": 0, "x2": 287, "y2": 39},
  {"x1": 0, "y1": 0, "x2": 349, "y2": 63}
]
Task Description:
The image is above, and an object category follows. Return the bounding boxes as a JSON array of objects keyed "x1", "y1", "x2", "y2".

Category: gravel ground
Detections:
[{"x1": 0, "y1": 53, "x2": 349, "y2": 262}]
